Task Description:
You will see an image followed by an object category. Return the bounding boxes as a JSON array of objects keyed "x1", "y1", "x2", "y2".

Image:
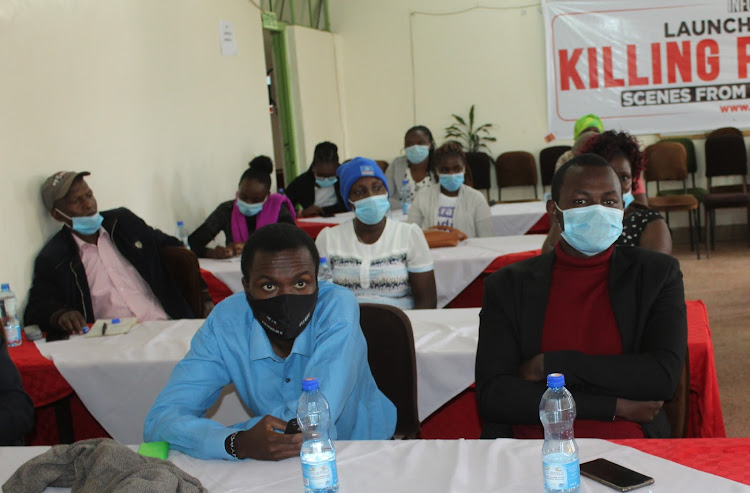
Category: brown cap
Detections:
[{"x1": 41, "y1": 171, "x2": 91, "y2": 211}]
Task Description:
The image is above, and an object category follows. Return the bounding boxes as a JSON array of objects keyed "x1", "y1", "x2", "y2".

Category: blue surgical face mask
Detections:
[
  {"x1": 315, "y1": 176, "x2": 338, "y2": 188},
  {"x1": 351, "y1": 195, "x2": 390, "y2": 225},
  {"x1": 405, "y1": 145, "x2": 430, "y2": 164},
  {"x1": 439, "y1": 172, "x2": 465, "y2": 192},
  {"x1": 556, "y1": 204, "x2": 624, "y2": 256},
  {"x1": 56, "y1": 209, "x2": 103, "y2": 235},
  {"x1": 622, "y1": 191, "x2": 635, "y2": 209},
  {"x1": 237, "y1": 198, "x2": 264, "y2": 217}
]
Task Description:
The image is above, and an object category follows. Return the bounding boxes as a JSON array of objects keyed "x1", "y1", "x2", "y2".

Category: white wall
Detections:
[
  {"x1": 286, "y1": 25, "x2": 346, "y2": 174},
  {"x1": 329, "y1": 0, "x2": 748, "y2": 224},
  {"x1": 0, "y1": 0, "x2": 273, "y2": 312}
]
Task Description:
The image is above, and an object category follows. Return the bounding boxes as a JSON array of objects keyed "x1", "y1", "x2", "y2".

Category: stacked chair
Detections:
[
  {"x1": 702, "y1": 127, "x2": 750, "y2": 257},
  {"x1": 465, "y1": 152, "x2": 492, "y2": 198},
  {"x1": 494, "y1": 151, "x2": 539, "y2": 202},
  {"x1": 644, "y1": 142, "x2": 701, "y2": 259},
  {"x1": 539, "y1": 145, "x2": 571, "y2": 192}
]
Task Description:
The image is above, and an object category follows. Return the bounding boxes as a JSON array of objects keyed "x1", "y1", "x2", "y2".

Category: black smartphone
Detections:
[
  {"x1": 580, "y1": 458, "x2": 654, "y2": 492},
  {"x1": 284, "y1": 418, "x2": 300, "y2": 434}
]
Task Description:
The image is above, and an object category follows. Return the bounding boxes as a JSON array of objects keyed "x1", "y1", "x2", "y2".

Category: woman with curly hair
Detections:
[{"x1": 542, "y1": 130, "x2": 672, "y2": 255}]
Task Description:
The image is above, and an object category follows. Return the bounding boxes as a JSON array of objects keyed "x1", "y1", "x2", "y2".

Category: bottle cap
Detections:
[
  {"x1": 177, "y1": 221, "x2": 184, "y2": 226},
  {"x1": 402, "y1": 179, "x2": 409, "y2": 185},
  {"x1": 0, "y1": 283, "x2": 8, "y2": 291},
  {"x1": 320, "y1": 257, "x2": 327, "y2": 263},
  {"x1": 547, "y1": 373, "x2": 565, "y2": 388},
  {"x1": 301, "y1": 377, "x2": 319, "y2": 391},
  {"x1": 111, "y1": 318, "x2": 121, "y2": 324}
]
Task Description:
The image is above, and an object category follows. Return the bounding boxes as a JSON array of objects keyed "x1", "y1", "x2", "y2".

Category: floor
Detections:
[{"x1": 673, "y1": 238, "x2": 750, "y2": 437}]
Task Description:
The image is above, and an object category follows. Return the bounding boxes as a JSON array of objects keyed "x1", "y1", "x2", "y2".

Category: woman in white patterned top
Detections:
[
  {"x1": 316, "y1": 157, "x2": 437, "y2": 310},
  {"x1": 385, "y1": 126, "x2": 437, "y2": 210}
]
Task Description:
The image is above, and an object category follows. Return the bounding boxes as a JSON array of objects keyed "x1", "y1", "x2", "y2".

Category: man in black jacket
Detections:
[
  {"x1": 285, "y1": 141, "x2": 347, "y2": 217},
  {"x1": 476, "y1": 154, "x2": 687, "y2": 439},
  {"x1": 0, "y1": 336, "x2": 34, "y2": 445},
  {"x1": 24, "y1": 171, "x2": 194, "y2": 340}
]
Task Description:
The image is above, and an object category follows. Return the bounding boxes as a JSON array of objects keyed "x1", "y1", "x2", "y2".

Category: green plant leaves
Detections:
[{"x1": 443, "y1": 105, "x2": 497, "y2": 155}]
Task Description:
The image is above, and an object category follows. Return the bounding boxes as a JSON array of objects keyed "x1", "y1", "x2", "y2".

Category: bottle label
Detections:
[
  {"x1": 302, "y1": 458, "x2": 338, "y2": 490},
  {"x1": 543, "y1": 454, "x2": 580, "y2": 490}
]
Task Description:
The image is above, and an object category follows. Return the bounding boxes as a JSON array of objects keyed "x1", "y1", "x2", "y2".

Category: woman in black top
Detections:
[{"x1": 285, "y1": 142, "x2": 347, "y2": 217}]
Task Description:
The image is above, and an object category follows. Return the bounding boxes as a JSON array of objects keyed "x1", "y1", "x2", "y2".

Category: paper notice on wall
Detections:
[{"x1": 220, "y1": 21, "x2": 237, "y2": 56}]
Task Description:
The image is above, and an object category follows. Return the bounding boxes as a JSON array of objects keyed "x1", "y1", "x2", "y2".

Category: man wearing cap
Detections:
[{"x1": 24, "y1": 171, "x2": 194, "y2": 339}]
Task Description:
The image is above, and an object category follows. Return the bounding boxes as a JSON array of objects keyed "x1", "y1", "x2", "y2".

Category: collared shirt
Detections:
[
  {"x1": 144, "y1": 281, "x2": 397, "y2": 460},
  {"x1": 73, "y1": 228, "x2": 168, "y2": 321}
]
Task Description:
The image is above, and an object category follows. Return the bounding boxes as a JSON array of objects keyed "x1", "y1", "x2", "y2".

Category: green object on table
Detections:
[{"x1": 138, "y1": 441, "x2": 170, "y2": 460}]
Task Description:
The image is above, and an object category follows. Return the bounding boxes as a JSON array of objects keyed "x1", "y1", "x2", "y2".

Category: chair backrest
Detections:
[
  {"x1": 160, "y1": 246, "x2": 202, "y2": 318},
  {"x1": 358, "y1": 303, "x2": 419, "y2": 438},
  {"x1": 707, "y1": 126, "x2": 743, "y2": 139},
  {"x1": 539, "y1": 145, "x2": 571, "y2": 187},
  {"x1": 704, "y1": 134, "x2": 748, "y2": 178},
  {"x1": 495, "y1": 151, "x2": 538, "y2": 200},
  {"x1": 663, "y1": 351, "x2": 690, "y2": 438},
  {"x1": 659, "y1": 138, "x2": 697, "y2": 174},
  {"x1": 645, "y1": 141, "x2": 688, "y2": 183},
  {"x1": 465, "y1": 152, "x2": 492, "y2": 191},
  {"x1": 375, "y1": 160, "x2": 389, "y2": 173}
]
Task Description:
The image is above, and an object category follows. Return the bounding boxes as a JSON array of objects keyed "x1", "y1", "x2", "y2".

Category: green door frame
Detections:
[{"x1": 268, "y1": 24, "x2": 299, "y2": 182}]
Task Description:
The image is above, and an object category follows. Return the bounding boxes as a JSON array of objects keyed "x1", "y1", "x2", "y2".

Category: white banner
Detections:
[{"x1": 543, "y1": 0, "x2": 750, "y2": 138}]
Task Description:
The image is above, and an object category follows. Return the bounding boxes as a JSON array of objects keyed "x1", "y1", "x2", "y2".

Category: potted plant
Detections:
[{"x1": 444, "y1": 105, "x2": 497, "y2": 154}]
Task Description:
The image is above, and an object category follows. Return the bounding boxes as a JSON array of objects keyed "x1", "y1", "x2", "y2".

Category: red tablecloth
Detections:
[
  {"x1": 296, "y1": 219, "x2": 332, "y2": 240},
  {"x1": 445, "y1": 250, "x2": 541, "y2": 308},
  {"x1": 612, "y1": 438, "x2": 750, "y2": 486},
  {"x1": 421, "y1": 300, "x2": 726, "y2": 440},
  {"x1": 9, "y1": 335, "x2": 109, "y2": 445},
  {"x1": 200, "y1": 268, "x2": 234, "y2": 305}
]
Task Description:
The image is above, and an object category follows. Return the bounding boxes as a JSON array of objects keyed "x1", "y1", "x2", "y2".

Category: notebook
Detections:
[{"x1": 84, "y1": 317, "x2": 138, "y2": 338}]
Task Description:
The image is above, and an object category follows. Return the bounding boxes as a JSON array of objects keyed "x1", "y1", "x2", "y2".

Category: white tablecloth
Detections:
[
  {"x1": 297, "y1": 201, "x2": 547, "y2": 237},
  {"x1": 3, "y1": 440, "x2": 748, "y2": 492},
  {"x1": 35, "y1": 308, "x2": 482, "y2": 444},
  {"x1": 201, "y1": 235, "x2": 545, "y2": 308}
]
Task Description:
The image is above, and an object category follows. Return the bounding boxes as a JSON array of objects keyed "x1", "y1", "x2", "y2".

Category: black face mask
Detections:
[{"x1": 246, "y1": 290, "x2": 318, "y2": 341}]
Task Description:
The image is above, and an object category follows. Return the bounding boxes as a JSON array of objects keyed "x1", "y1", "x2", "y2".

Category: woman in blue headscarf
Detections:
[{"x1": 316, "y1": 157, "x2": 437, "y2": 309}]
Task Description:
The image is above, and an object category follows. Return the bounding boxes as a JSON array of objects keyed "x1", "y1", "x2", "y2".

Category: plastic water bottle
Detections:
[
  {"x1": 297, "y1": 377, "x2": 339, "y2": 493},
  {"x1": 176, "y1": 221, "x2": 189, "y2": 249},
  {"x1": 401, "y1": 179, "x2": 412, "y2": 215},
  {"x1": 540, "y1": 373, "x2": 580, "y2": 493},
  {"x1": 0, "y1": 284, "x2": 22, "y2": 347},
  {"x1": 318, "y1": 258, "x2": 333, "y2": 283}
]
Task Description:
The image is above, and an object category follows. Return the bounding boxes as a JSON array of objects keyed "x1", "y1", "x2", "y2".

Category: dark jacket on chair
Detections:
[
  {"x1": 475, "y1": 246, "x2": 687, "y2": 439},
  {"x1": 24, "y1": 208, "x2": 194, "y2": 339},
  {"x1": 285, "y1": 169, "x2": 347, "y2": 215}
]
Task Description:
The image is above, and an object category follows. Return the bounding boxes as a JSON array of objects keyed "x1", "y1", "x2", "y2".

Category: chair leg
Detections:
[
  {"x1": 693, "y1": 209, "x2": 701, "y2": 260},
  {"x1": 705, "y1": 207, "x2": 711, "y2": 258},
  {"x1": 711, "y1": 209, "x2": 717, "y2": 250},
  {"x1": 687, "y1": 209, "x2": 694, "y2": 252},
  {"x1": 54, "y1": 396, "x2": 74, "y2": 444}
]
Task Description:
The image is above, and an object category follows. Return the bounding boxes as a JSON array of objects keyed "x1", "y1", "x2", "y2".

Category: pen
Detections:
[{"x1": 102, "y1": 323, "x2": 108, "y2": 336}]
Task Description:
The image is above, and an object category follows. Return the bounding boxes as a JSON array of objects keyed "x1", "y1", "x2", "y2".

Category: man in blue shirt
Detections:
[{"x1": 144, "y1": 223, "x2": 396, "y2": 460}]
